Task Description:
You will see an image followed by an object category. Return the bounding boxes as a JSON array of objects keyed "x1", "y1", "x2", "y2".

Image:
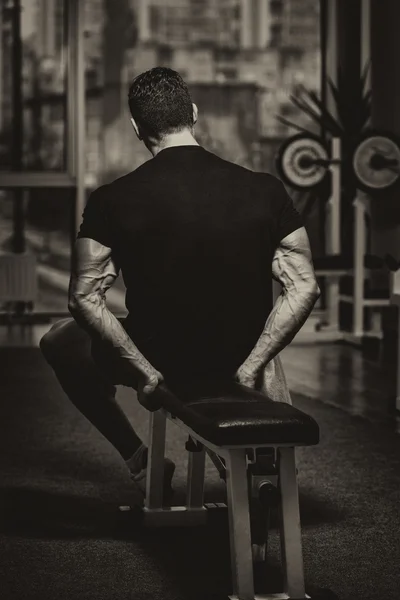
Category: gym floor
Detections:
[{"x1": 0, "y1": 324, "x2": 399, "y2": 600}]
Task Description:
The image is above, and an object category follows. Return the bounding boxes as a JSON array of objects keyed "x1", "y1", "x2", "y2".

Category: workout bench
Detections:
[{"x1": 141, "y1": 380, "x2": 320, "y2": 600}]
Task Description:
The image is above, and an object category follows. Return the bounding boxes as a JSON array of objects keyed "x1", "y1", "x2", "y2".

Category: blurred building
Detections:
[
  {"x1": 133, "y1": 0, "x2": 320, "y2": 51},
  {"x1": 84, "y1": 0, "x2": 105, "y2": 87},
  {"x1": 129, "y1": 0, "x2": 320, "y2": 94},
  {"x1": 31, "y1": 0, "x2": 103, "y2": 176},
  {"x1": 281, "y1": 0, "x2": 319, "y2": 50},
  {"x1": 35, "y1": 0, "x2": 64, "y2": 57},
  {"x1": 240, "y1": 0, "x2": 271, "y2": 49},
  {"x1": 134, "y1": 0, "x2": 241, "y2": 47},
  {"x1": 0, "y1": 2, "x2": 13, "y2": 131},
  {"x1": 34, "y1": 0, "x2": 104, "y2": 86},
  {"x1": 133, "y1": 0, "x2": 319, "y2": 51}
]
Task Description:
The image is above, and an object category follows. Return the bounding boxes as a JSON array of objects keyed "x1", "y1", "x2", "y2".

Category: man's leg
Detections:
[
  {"x1": 40, "y1": 318, "x2": 175, "y2": 499},
  {"x1": 40, "y1": 317, "x2": 143, "y2": 459}
]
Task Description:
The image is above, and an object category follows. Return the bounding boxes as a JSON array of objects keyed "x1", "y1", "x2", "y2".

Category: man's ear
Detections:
[
  {"x1": 130, "y1": 117, "x2": 142, "y2": 140},
  {"x1": 192, "y1": 103, "x2": 198, "y2": 126}
]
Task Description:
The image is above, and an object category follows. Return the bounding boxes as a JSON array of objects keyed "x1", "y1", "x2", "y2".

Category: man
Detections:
[{"x1": 40, "y1": 67, "x2": 320, "y2": 501}]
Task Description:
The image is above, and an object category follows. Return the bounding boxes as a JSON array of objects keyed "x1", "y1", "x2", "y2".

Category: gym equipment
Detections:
[
  {"x1": 137, "y1": 381, "x2": 321, "y2": 600},
  {"x1": 276, "y1": 134, "x2": 330, "y2": 191},
  {"x1": 352, "y1": 130, "x2": 400, "y2": 193},
  {"x1": 276, "y1": 130, "x2": 400, "y2": 194},
  {"x1": 276, "y1": 131, "x2": 400, "y2": 342},
  {"x1": 340, "y1": 191, "x2": 390, "y2": 339}
]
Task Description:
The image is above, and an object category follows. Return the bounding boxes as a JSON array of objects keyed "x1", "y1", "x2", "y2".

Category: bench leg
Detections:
[
  {"x1": 143, "y1": 416, "x2": 208, "y2": 527},
  {"x1": 226, "y1": 449, "x2": 255, "y2": 600},
  {"x1": 206, "y1": 448, "x2": 226, "y2": 480},
  {"x1": 278, "y1": 447, "x2": 306, "y2": 600},
  {"x1": 145, "y1": 410, "x2": 167, "y2": 510},
  {"x1": 187, "y1": 446, "x2": 206, "y2": 509}
]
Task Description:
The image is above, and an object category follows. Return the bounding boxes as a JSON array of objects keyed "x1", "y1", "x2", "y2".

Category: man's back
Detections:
[
  {"x1": 48, "y1": 67, "x2": 318, "y2": 488},
  {"x1": 78, "y1": 146, "x2": 302, "y2": 387}
]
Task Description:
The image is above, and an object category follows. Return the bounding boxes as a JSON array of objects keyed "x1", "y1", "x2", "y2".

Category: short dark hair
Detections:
[{"x1": 128, "y1": 67, "x2": 194, "y2": 139}]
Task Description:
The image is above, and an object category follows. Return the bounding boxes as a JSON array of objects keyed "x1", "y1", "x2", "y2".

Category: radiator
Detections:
[{"x1": 0, "y1": 252, "x2": 38, "y2": 304}]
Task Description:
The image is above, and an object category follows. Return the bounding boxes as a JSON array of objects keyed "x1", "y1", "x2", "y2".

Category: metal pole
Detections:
[
  {"x1": 320, "y1": 0, "x2": 339, "y2": 327},
  {"x1": 325, "y1": 137, "x2": 341, "y2": 330},
  {"x1": 324, "y1": 0, "x2": 339, "y2": 120},
  {"x1": 11, "y1": 0, "x2": 25, "y2": 253},
  {"x1": 69, "y1": 0, "x2": 86, "y2": 236},
  {"x1": 330, "y1": 137, "x2": 341, "y2": 256},
  {"x1": 361, "y1": 0, "x2": 371, "y2": 90},
  {"x1": 352, "y1": 193, "x2": 367, "y2": 338},
  {"x1": 354, "y1": 0, "x2": 371, "y2": 337},
  {"x1": 319, "y1": 0, "x2": 327, "y2": 120}
]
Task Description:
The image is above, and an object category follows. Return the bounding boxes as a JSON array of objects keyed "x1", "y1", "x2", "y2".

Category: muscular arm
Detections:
[
  {"x1": 237, "y1": 227, "x2": 320, "y2": 380},
  {"x1": 68, "y1": 238, "x2": 162, "y2": 392}
]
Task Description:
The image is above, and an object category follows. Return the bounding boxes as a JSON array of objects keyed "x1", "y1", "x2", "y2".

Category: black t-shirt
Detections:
[{"x1": 77, "y1": 146, "x2": 303, "y2": 387}]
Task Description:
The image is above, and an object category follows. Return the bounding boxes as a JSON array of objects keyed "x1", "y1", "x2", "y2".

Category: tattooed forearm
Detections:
[
  {"x1": 68, "y1": 238, "x2": 160, "y2": 383},
  {"x1": 244, "y1": 283, "x2": 318, "y2": 369},
  {"x1": 70, "y1": 291, "x2": 158, "y2": 382},
  {"x1": 243, "y1": 227, "x2": 320, "y2": 370}
]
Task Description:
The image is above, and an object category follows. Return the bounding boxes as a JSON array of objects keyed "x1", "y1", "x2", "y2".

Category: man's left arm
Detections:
[
  {"x1": 236, "y1": 227, "x2": 320, "y2": 387},
  {"x1": 68, "y1": 237, "x2": 163, "y2": 396}
]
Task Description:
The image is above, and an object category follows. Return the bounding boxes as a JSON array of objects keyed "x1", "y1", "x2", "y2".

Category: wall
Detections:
[
  {"x1": 370, "y1": 0, "x2": 400, "y2": 270},
  {"x1": 100, "y1": 80, "x2": 261, "y2": 182},
  {"x1": 189, "y1": 82, "x2": 260, "y2": 168},
  {"x1": 369, "y1": 0, "x2": 400, "y2": 355}
]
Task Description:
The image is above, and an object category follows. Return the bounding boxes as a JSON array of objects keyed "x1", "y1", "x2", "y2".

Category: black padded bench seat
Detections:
[{"x1": 152, "y1": 381, "x2": 319, "y2": 447}]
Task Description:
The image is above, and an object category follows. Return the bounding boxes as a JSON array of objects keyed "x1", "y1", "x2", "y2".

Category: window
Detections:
[{"x1": 0, "y1": 0, "x2": 68, "y2": 172}]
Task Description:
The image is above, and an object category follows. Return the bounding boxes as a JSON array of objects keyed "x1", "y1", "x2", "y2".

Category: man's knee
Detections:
[
  {"x1": 40, "y1": 318, "x2": 87, "y2": 362},
  {"x1": 40, "y1": 318, "x2": 70, "y2": 361}
]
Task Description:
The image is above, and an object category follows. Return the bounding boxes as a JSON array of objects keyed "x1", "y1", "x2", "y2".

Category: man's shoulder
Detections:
[
  {"x1": 210, "y1": 153, "x2": 283, "y2": 188},
  {"x1": 104, "y1": 161, "x2": 154, "y2": 190},
  {"x1": 228, "y1": 164, "x2": 288, "y2": 200},
  {"x1": 90, "y1": 161, "x2": 155, "y2": 207},
  {"x1": 252, "y1": 171, "x2": 286, "y2": 190}
]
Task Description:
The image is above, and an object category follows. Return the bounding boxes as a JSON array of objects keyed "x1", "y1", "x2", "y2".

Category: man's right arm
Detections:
[{"x1": 236, "y1": 226, "x2": 320, "y2": 388}]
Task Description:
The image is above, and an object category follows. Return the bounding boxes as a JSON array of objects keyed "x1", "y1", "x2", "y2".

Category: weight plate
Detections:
[
  {"x1": 353, "y1": 130, "x2": 400, "y2": 193},
  {"x1": 276, "y1": 134, "x2": 329, "y2": 191}
]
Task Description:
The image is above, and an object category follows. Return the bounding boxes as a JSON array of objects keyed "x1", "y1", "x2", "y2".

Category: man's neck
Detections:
[{"x1": 148, "y1": 130, "x2": 199, "y2": 157}]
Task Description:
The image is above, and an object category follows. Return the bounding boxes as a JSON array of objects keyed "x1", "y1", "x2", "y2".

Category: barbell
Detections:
[{"x1": 276, "y1": 130, "x2": 400, "y2": 193}]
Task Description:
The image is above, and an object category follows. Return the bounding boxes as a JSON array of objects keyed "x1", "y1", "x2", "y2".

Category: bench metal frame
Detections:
[{"x1": 144, "y1": 409, "x2": 309, "y2": 600}]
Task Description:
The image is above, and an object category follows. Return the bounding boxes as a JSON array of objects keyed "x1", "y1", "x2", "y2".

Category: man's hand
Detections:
[
  {"x1": 137, "y1": 368, "x2": 164, "y2": 410},
  {"x1": 236, "y1": 359, "x2": 264, "y2": 389},
  {"x1": 137, "y1": 369, "x2": 164, "y2": 410},
  {"x1": 141, "y1": 368, "x2": 164, "y2": 395}
]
